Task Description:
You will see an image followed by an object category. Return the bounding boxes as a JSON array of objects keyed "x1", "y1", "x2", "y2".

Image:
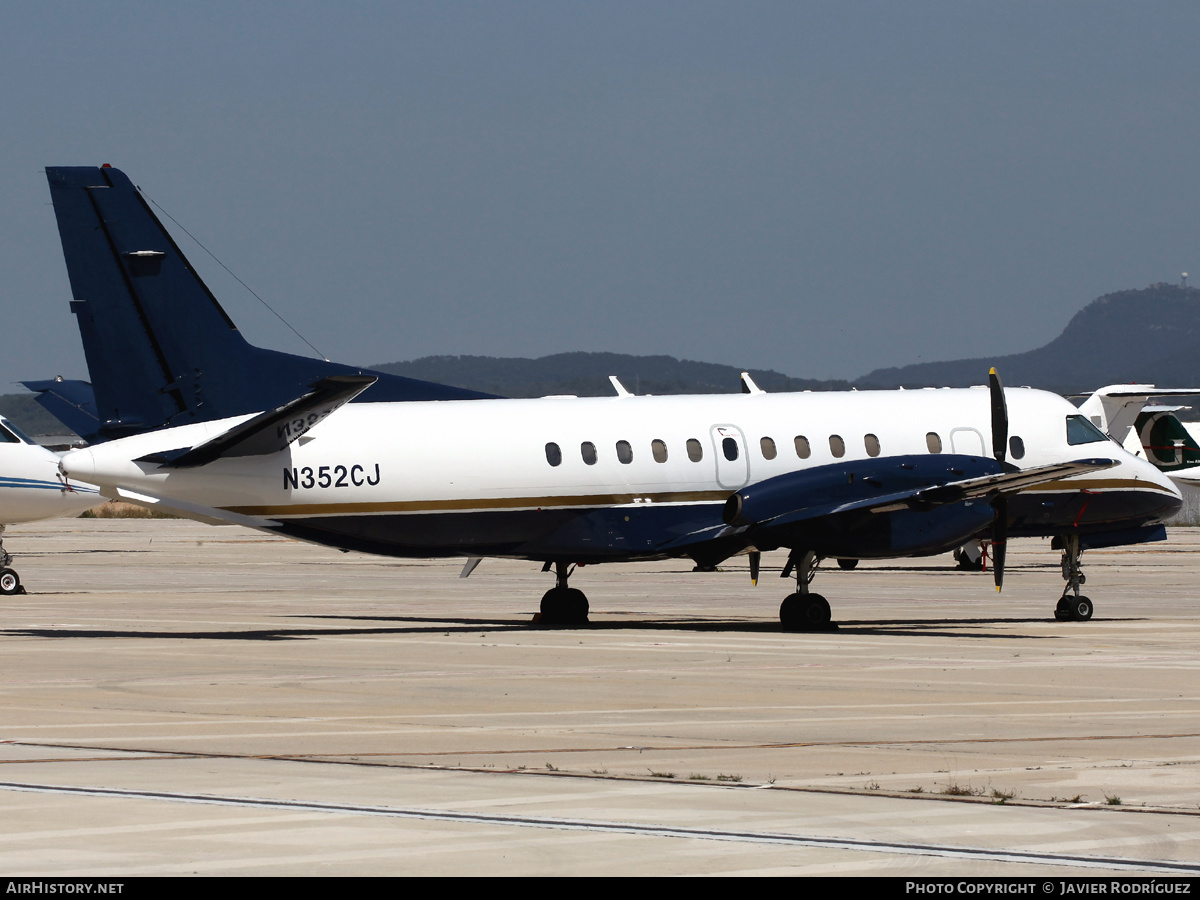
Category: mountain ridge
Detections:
[
  {"x1": 5, "y1": 282, "x2": 1199, "y2": 435},
  {"x1": 861, "y1": 283, "x2": 1200, "y2": 391}
]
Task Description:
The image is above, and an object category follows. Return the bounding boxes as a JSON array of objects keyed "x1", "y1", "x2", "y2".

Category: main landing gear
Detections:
[
  {"x1": 1054, "y1": 534, "x2": 1093, "y2": 622},
  {"x1": 0, "y1": 527, "x2": 23, "y2": 596},
  {"x1": 537, "y1": 561, "x2": 590, "y2": 626},
  {"x1": 952, "y1": 541, "x2": 985, "y2": 571},
  {"x1": 779, "y1": 550, "x2": 835, "y2": 632}
]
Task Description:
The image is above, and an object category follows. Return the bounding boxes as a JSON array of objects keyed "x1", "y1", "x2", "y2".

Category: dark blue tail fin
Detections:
[{"x1": 43, "y1": 165, "x2": 493, "y2": 441}]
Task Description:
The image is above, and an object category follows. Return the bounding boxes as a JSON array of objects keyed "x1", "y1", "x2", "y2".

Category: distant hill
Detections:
[
  {"x1": 370, "y1": 352, "x2": 857, "y2": 398},
  {"x1": 0, "y1": 393, "x2": 74, "y2": 436},
  {"x1": 9, "y1": 283, "x2": 1200, "y2": 438},
  {"x1": 862, "y1": 283, "x2": 1200, "y2": 392},
  {"x1": 0, "y1": 353, "x2": 856, "y2": 438}
]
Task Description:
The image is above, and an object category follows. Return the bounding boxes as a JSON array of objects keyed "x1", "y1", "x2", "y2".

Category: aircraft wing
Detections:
[
  {"x1": 723, "y1": 456, "x2": 1118, "y2": 531},
  {"x1": 864, "y1": 458, "x2": 1119, "y2": 513}
]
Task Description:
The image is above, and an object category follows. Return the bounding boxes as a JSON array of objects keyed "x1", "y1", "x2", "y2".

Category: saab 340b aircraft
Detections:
[{"x1": 38, "y1": 166, "x2": 1181, "y2": 628}]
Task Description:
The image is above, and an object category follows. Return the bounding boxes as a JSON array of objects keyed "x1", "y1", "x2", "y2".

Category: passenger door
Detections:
[{"x1": 710, "y1": 425, "x2": 750, "y2": 489}]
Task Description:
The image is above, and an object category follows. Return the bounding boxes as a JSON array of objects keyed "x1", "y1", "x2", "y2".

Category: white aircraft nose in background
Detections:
[{"x1": 0, "y1": 415, "x2": 101, "y2": 594}]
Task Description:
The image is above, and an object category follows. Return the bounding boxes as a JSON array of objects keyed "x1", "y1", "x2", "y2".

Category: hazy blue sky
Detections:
[{"x1": 3, "y1": 2, "x2": 1199, "y2": 390}]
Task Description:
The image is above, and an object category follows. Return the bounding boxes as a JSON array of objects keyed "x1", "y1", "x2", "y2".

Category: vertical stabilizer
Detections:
[{"x1": 45, "y1": 166, "x2": 493, "y2": 441}]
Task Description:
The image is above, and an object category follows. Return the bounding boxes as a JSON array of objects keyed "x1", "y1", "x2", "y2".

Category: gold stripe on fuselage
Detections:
[
  {"x1": 223, "y1": 477, "x2": 1169, "y2": 519},
  {"x1": 225, "y1": 490, "x2": 730, "y2": 518}
]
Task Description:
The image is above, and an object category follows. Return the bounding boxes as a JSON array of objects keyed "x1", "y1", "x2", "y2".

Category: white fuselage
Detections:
[
  {"x1": 0, "y1": 419, "x2": 100, "y2": 525},
  {"x1": 61, "y1": 386, "x2": 1179, "y2": 562}
]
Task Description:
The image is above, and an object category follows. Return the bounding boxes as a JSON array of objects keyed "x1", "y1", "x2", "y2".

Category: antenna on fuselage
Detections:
[
  {"x1": 740, "y1": 373, "x2": 765, "y2": 394},
  {"x1": 608, "y1": 376, "x2": 632, "y2": 397}
]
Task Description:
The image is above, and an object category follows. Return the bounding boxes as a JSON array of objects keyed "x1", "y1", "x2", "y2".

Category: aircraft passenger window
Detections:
[
  {"x1": 722, "y1": 437, "x2": 739, "y2": 461},
  {"x1": 760, "y1": 437, "x2": 777, "y2": 460},
  {"x1": 651, "y1": 439, "x2": 668, "y2": 463},
  {"x1": 926, "y1": 432, "x2": 942, "y2": 454},
  {"x1": 581, "y1": 441, "x2": 598, "y2": 465},
  {"x1": 864, "y1": 434, "x2": 880, "y2": 457},
  {"x1": 1009, "y1": 435, "x2": 1026, "y2": 460},
  {"x1": 829, "y1": 435, "x2": 845, "y2": 458},
  {"x1": 794, "y1": 436, "x2": 811, "y2": 459},
  {"x1": 545, "y1": 442, "x2": 562, "y2": 467},
  {"x1": 686, "y1": 439, "x2": 703, "y2": 462},
  {"x1": 616, "y1": 440, "x2": 633, "y2": 464},
  {"x1": 1066, "y1": 415, "x2": 1108, "y2": 446}
]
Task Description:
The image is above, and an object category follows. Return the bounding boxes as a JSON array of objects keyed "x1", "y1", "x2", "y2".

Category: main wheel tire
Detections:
[
  {"x1": 954, "y1": 548, "x2": 984, "y2": 571},
  {"x1": 1071, "y1": 596, "x2": 1093, "y2": 621},
  {"x1": 0, "y1": 568, "x2": 20, "y2": 595},
  {"x1": 780, "y1": 592, "x2": 832, "y2": 631},
  {"x1": 539, "y1": 587, "x2": 590, "y2": 626},
  {"x1": 836, "y1": 558, "x2": 859, "y2": 570}
]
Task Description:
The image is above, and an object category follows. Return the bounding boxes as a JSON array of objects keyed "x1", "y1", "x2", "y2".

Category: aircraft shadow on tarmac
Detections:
[{"x1": 0, "y1": 612, "x2": 1139, "y2": 642}]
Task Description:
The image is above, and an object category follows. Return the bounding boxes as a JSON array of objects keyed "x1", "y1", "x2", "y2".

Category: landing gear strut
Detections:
[
  {"x1": 537, "y1": 561, "x2": 589, "y2": 626},
  {"x1": 779, "y1": 550, "x2": 834, "y2": 631},
  {"x1": 1054, "y1": 535, "x2": 1093, "y2": 621},
  {"x1": 0, "y1": 526, "x2": 23, "y2": 596}
]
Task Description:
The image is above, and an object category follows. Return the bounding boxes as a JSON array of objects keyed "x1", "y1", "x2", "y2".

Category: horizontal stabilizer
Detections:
[
  {"x1": 21, "y1": 379, "x2": 99, "y2": 441},
  {"x1": 162, "y1": 374, "x2": 377, "y2": 468}
]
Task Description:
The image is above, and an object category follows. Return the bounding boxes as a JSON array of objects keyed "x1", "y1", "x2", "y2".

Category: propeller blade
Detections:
[
  {"x1": 749, "y1": 551, "x2": 761, "y2": 586},
  {"x1": 989, "y1": 367, "x2": 1008, "y2": 464},
  {"x1": 992, "y1": 496, "x2": 1008, "y2": 592}
]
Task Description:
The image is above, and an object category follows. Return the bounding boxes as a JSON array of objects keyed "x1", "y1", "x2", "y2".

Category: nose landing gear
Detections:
[{"x1": 1054, "y1": 535, "x2": 1092, "y2": 621}]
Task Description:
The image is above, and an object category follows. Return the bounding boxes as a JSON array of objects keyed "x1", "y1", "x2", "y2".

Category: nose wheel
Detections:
[{"x1": 1054, "y1": 535, "x2": 1093, "y2": 621}]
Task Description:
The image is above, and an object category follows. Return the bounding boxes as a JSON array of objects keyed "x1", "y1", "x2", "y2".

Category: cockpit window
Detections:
[
  {"x1": 1066, "y1": 415, "x2": 1108, "y2": 446},
  {"x1": 0, "y1": 420, "x2": 29, "y2": 444}
]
